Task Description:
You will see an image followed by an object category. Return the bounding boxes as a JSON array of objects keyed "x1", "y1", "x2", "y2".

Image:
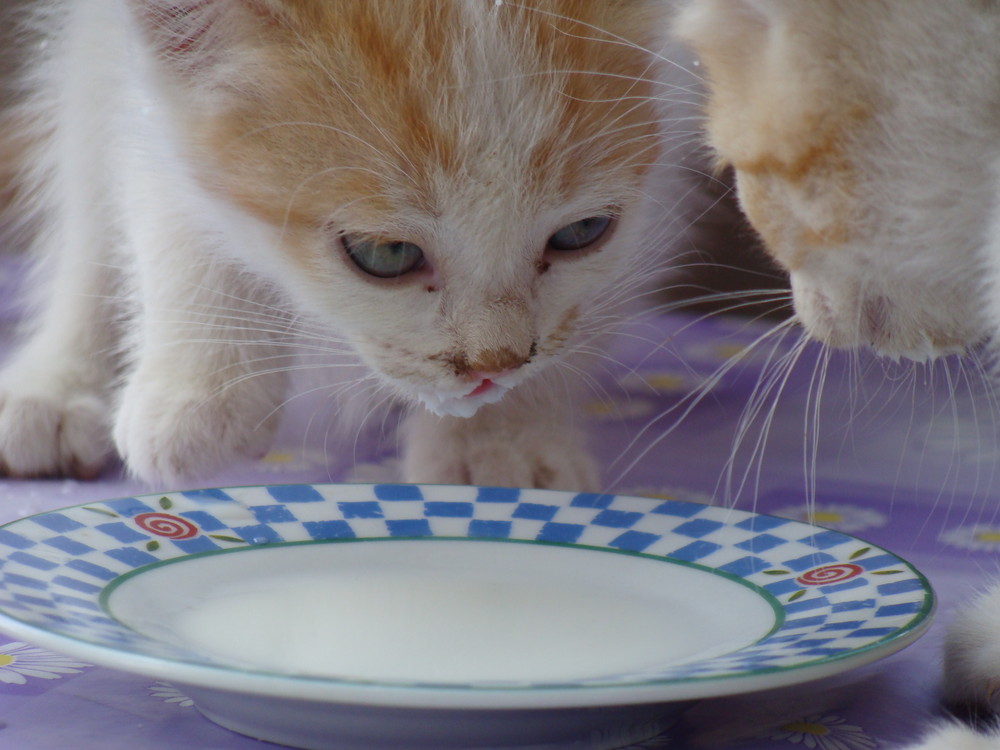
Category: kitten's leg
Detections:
[
  {"x1": 113, "y1": 235, "x2": 290, "y2": 484},
  {"x1": 0, "y1": 234, "x2": 119, "y2": 478},
  {"x1": 942, "y1": 582, "x2": 1000, "y2": 715},
  {"x1": 890, "y1": 584, "x2": 1000, "y2": 750},
  {"x1": 898, "y1": 725, "x2": 1000, "y2": 750},
  {"x1": 401, "y1": 375, "x2": 600, "y2": 491}
]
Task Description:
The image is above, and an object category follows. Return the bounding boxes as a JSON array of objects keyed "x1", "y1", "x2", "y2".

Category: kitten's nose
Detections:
[{"x1": 451, "y1": 345, "x2": 534, "y2": 378}]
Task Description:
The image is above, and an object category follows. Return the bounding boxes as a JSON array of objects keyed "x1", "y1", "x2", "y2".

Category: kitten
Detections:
[
  {"x1": 0, "y1": 0, "x2": 674, "y2": 489},
  {"x1": 674, "y1": 1, "x2": 1000, "y2": 748}
]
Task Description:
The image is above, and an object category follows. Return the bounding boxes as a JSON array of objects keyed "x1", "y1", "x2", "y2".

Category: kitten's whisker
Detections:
[
  {"x1": 285, "y1": 25, "x2": 421, "y2": 186},
  {"x1": 228, "y1": 121, "x2": 397, "y2": 163}
]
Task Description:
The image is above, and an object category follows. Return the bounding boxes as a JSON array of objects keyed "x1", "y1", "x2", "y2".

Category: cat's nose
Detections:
[{"x1": 452, "y1": 344, "x2": 535, "y2": 378}]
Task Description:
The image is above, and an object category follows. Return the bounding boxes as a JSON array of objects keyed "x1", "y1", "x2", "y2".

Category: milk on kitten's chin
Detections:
[{"x1": 418, "y1": 375, "x2": 519, "y2": 420}]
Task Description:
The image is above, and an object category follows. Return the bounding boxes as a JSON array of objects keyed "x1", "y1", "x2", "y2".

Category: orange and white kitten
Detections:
[
  {"x1": 0, "y1": 0, "x2": 673, "y2": 488},
  {"x1": 675, "y1": 2, "x2": 1000, "y2": 748}
]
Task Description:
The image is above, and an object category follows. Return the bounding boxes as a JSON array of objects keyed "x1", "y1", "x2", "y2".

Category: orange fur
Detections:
[
  {"x1": 174, "y1": 1, "x2": 661, "y2": 246},
  {"x1": 674, "y1": 2, "x2": 874, "y2": 267}
]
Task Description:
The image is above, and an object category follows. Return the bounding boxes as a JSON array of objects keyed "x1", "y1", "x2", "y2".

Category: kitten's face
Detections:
[
  {"x1": 136, "y1": 0, "x2": 664, "y2": 415},
  {"x1": 676, "y1": 0, "x2": 1000, "y2": 360}
]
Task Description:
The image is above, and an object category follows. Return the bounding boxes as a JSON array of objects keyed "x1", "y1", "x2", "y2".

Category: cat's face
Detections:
[
  {"x1": 676, "y1": 0, "x2": 1000, "y2": 360},
  {"x1": 132, "y1": 0, "x2": 665, "y2": 416}
]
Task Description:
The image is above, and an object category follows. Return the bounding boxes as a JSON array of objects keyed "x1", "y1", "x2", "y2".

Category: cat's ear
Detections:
[
  {"x1": 125, "y1": 0, "x2": 289, "y2": 77},
  {"x1": 674, "y1": 0, "x2": 795, "y2": 47}
]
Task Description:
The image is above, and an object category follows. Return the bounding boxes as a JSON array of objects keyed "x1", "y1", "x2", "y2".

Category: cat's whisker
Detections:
[
  {"x1": 608, "y1": 315, "x2": 802, "y2": 488},
  {"x1": 226, "y1": 122, "x2": 403, "y2": 175},
  {"x1": 275, "y1": 165, "x2": 391, "y2": 244},
  {"x1": 804, "y1": 340, "x2": 832, "y2": 516},
  {"x1": 720, "y1": 321, "x2": 808, "y2": 507},
  {"x1": 551, "y1": 358, "x2": 618, "y2": 414},
  {"x1": 280, "y1": 24, "x2": 422, "y2": 185},
  {"x1": 503, "y1": 1, "x2": 706, "y2": 84},
  {"x1": 257, "y1": 369, "x2": 378, "y2": 438},
  {"x1": 965, "y1": 351, "x2": 1000, "y2": 501}
]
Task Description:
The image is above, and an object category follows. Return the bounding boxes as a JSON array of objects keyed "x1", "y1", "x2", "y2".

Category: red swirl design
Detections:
[
  {"x1": 796, "y1": 563, "x2": 864, "y2": 586},
  {"x1": 134, "y1": 512, "x2": 199, "y2": 540}
]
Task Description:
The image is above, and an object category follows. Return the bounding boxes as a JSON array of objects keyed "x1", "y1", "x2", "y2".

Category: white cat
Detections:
[
  {"x1": 0, "y1": 0, "x2": 678, "y2": 489},
  {"x1": 674, "y1": 1, "x2": 1000, "y2": 747}
]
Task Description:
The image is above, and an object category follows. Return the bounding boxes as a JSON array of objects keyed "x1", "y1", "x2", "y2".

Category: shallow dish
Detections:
[{"x1": 0, "y1": 484, "x2": 933, "y2": 749}]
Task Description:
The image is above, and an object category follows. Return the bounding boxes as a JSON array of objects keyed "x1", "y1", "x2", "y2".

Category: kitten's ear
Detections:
[{"x1": 126, "y1": 0, "x2": 289, "y2": 76}]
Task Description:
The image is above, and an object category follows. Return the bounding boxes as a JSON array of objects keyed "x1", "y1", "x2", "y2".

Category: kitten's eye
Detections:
[
  {"x1": 341, "y1": 234, "x2": 425, "y2": 278},
  {"x1": 547, "y1": 216, "x2": 614, "y2": 252}
]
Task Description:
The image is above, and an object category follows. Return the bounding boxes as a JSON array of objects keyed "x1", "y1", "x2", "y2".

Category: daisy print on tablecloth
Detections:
[
  {"x1": 771, "y1": 504, "x2": 888, "y2": 533},
  {"x1": 766, "y1": 714, "x2": 879, "y2": 750},
  {"x1": 619, "y1": 486, "x2": 714, "y2": 506},
  {"x1": 255, "y1": 447, "x2": 332, "y2": 475},
  {"x1": 618, "y1": 370, "x2": 703, "y2": 396},
  {"x1": 346, "y1": 456, "x2": 404, "y2": 484},
  {"x1": 621, "y1": 734, "x2": 672, "y2": 749},
  {"x1": 939, "y1": 524, "x2": 1000, "y2": 552},
  {"x1": 585, "y1": 397, "x2": 656, "y2": 420},
  {"x1": 149, "y1": 681, "x2": 194, "y2": 708},
  {"x1": 591, "y1": 721, "x2": 673, "y2": 749},
  {"x1": 0, "y1": 642, "x2": 90, "y2": 685}
]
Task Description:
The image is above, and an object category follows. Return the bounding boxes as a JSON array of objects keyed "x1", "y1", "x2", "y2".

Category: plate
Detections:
[{"x1": 0, "y1": 484, "x2": 934, "y2": 749}]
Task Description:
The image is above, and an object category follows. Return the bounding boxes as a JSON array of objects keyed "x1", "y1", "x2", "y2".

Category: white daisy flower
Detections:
[
  {"x1": 592, "y1": 721, "x2": 672, "y2": 749},
  {"x1": 622, "y1": 734, "x2": 672, "y2": 749},
  {"x1": 771, "y1": 504, "x2": 888, "y2": 533},
  {"x1": 256, "y1": 447, "x2": 331, "y2": 474},
  {"x1": 618, "y1": 486, "x2": 714, "y2": 506},
  {"x1": 585, "y1": 398, "x2": 655, "y2": 419},
  {"x1": 345, "y1": 456, "x2": 404, "y2": 483},
  {"x1": 940, "y1": 524, "x2": 1000, "y2": 552},
  {"x1": 0, "y1": 642, "x2": 90, "y2": 685},
  {"x1": 618, "y1": 370, "x2": 702, "y2": 395},
  {"x1": 149, "y1": 682, "x2": 194, "y2": 708},
  {"x1": 768, "y1": 714, "x2": 879, "y2": 750}
]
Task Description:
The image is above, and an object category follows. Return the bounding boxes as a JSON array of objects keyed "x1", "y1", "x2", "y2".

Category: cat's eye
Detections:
[
  {"x1": 547, "y1": 216, "x2": 614, "y2": 252},
  {"x1": 341, "y1": 234, "x2": 425, "y2": 278}
]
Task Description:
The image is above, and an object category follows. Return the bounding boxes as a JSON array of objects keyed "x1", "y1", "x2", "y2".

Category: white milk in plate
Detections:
[{"x1": 109, "y1": 540, "x2": 777, "y2": 684}]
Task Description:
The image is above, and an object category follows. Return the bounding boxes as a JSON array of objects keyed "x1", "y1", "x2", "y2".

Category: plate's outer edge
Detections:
[{"x1": 0, "y1": 483, "x2": 935, "y2": 708}]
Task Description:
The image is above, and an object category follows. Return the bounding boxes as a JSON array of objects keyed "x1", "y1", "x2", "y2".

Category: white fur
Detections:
[
  {"x1": 896, "y1": 583, "x2": 1000, "y2": 749},
  {"x1": 0, "y1": 0, "x2": 674, "y2": 488},
  {"x1": 900, "y1": 725, "x2": 1000, "y2": 750},
  {"x1": 675, "y1": 0, "x2": 1000, "y2": 358},
  {"x1": 675, "y1": 2, "x2": 1000, "y2": 747}
]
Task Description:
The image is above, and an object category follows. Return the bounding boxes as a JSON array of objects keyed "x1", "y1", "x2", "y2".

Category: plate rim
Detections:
[{"x1": 0, "y1": 482, "x2": 936, "y2": 709}]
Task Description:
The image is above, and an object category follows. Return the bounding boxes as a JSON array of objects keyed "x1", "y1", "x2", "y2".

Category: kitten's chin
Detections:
[{"x1": 418, "y1": 380, "x2": 512, "y2": 419}]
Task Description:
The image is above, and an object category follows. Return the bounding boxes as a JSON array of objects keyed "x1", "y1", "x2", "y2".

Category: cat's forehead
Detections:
[{"x1": 193, "y1": 0, "x2": 663, "y2": 228}]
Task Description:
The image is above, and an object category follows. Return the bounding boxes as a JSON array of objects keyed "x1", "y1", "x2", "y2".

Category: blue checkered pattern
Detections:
[{"x1": 0, "y1": 484, "x2": 932, "y2": 689}]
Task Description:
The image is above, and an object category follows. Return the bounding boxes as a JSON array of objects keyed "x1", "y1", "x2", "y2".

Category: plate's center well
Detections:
[{"x1": 107, "y1": 540, "x2": 777, "y2": 684}]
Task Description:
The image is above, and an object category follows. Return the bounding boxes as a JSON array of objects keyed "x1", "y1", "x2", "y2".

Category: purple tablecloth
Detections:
[{"x1": 0, "y1": 256, "x2": 995, "y2": 749}]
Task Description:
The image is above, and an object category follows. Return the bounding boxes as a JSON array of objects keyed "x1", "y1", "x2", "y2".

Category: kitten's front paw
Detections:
[
  {"x1": 114, "y1": 370, "x2": 283, "y2": 484},
  {"x1": 899, "y1": 725, "x2": 1000, "y2": 750},
  {"x1": 942, "y1": 582, "x2": 1000, "y2": 715},
  {"x1": 401, "y1": 408, "x2": 600, "y2": 491},
  {"x1": 0, "y1": 377, "x2": 113, "y2": 479}
]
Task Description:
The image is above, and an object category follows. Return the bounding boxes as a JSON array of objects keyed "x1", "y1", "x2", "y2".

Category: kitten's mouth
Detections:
[
  {"x1": 466, "y1": 379, "x2": 496, "y2": 398},
  {"x1": 418, "y1": 377, "x2": 517, "y2": 419}
]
